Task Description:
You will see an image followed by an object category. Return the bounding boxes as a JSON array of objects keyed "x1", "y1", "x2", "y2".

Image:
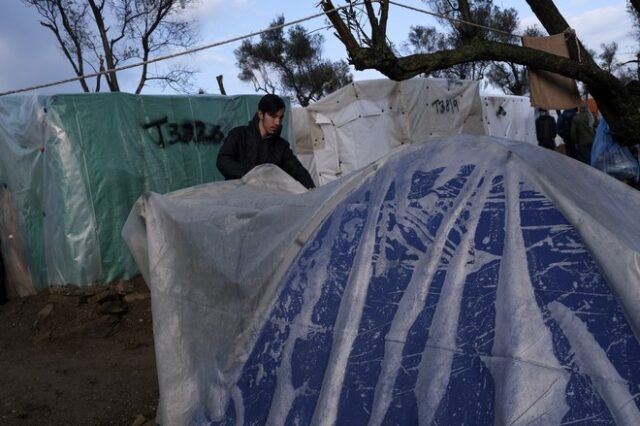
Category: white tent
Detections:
[
  {"x1": 292, "y1": 78, "x2": 537, "y2": 186},
  {"x1": 481, "y1": 94, "x2": 537, "y2": 144},
  {"x1": 293, "y1": 78, "x2": 485, "y2": 186}
]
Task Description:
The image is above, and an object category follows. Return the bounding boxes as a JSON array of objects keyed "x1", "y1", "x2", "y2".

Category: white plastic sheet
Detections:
[
  {"x1": 293, "y1": 78, "x2": 485, "y2": 186},
  {"x1": 124, "y1": 134, "x2": 640, "y2": 425},
  {"x1": 294, "y1": 79, "x2": 539, "y2": 187},
  {"x1": 481, "y1": 94, "x2": 537, "y2": 144}
]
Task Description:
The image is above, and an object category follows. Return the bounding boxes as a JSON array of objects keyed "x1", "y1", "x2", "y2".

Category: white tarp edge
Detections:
[{"x1": 481, "y1": 94, "x2": 537, "y2": 144}]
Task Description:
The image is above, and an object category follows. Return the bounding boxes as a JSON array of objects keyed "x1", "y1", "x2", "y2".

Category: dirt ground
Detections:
[{"x1": 0, "y1": 276, "x2": 159, "y2": 426}]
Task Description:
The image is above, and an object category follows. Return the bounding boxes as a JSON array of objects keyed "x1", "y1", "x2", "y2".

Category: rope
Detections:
[{"x1": 563, "y1": 28, "x2": 581, "y2": 63}]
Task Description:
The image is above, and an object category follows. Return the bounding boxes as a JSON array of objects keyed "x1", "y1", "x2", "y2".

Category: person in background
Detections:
[
  {"x1": 535, "y1": 108, "x2": 557, "y2": 150},
  {"x1": 216, "y1": 94, "x2": 316, "y2": 189},
  {"x1": 571, "y1": 104, "x2": 595, "y2": 164},
  {"x1": 556, "y1": 107, "x2": 578, "y2": 159}
]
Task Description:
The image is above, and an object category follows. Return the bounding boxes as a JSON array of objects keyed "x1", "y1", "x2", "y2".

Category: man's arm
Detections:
[
  {"x1": 280, "y1": 144, "x2": 316, "y2": 189},
  {"x1": 216, "y1": 128, "x2": 250, "y2": 179}
]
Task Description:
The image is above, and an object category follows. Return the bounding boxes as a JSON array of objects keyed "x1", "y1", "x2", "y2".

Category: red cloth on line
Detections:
[{"x1": 522, "y1": 32, "x2": 582, "y2": 110}]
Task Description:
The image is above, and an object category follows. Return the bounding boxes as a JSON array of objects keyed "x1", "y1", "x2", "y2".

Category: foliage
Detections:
[
  {"x1": 484, "y1": 26, "x2": 546, "y2": 95},
  {"x1": 427, "y1": 0, "x2": 519, "y2": 81},
  {"x1": 235, "y1": 15, "x2": 353, "y2": 106},
  {"x1": 405, "y1": 25, "x2": 484, "y2": 80},
  {"x1": 598, "y1": 42, "x2": 638, "y2": 84},
  {"x1": 629, "y1": 0, "x2": 640, "y2": 44},
  {"x1": 22, "y1": 0, "x2": 198, "y2": 94}
]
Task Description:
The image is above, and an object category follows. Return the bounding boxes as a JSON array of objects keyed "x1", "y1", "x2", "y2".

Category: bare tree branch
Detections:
[{"x1": 22, "y1": 0, "x2": 199, "y2": 94}]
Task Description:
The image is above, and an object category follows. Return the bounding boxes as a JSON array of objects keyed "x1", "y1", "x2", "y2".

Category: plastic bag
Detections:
[{"x1": 591, "y1": 119, "x2": 640, "y2": 182}]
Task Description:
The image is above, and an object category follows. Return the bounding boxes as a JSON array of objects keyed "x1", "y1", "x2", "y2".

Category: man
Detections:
[
  {"x1": 556, "y1": 108, "x2": 578, "y2": 158},
  {"x1": 570, "y1": 104, "x2": 595, "y2": 164},
  {"x1": 216, "y1": 94, "x2": 315, "y2": 189},
  {"x1": 535, "y1": 108, "x2": 557, "y2": 150}
]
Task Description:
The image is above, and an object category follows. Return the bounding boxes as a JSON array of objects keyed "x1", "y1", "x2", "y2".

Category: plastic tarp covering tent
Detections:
[
  {"x1": 124, "y1": 134, "x2": 640, "y2": 425},
  {"x1": 293, "y1": 79, "x2": 538, "y2": 187},
  {"x1": 0, "y1": 93, "x2": 288, "y2": 291},
  {"x1": 292, "y1": 78, "x2": 485, "y2": 186}
]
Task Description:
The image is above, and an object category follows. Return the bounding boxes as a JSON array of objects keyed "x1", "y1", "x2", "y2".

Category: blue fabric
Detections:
[
  {"x1": 208, "y1": 151, "x2": 640, "y2": 425},
  {"x1": 591, "y1": 119, "x2": 639, "y2": 182}
]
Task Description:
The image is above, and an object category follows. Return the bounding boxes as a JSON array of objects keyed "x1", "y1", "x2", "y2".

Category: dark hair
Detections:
[{"x1": 258, "y1": 94, "x2": 286, "y2": 115}]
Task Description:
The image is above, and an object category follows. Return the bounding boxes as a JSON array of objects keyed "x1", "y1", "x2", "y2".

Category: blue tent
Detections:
[{"x1": 124, "y1": 135, "x2": 640, "y2": 425}]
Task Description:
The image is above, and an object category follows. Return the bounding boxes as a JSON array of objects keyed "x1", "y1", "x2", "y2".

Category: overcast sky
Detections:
[{"x1": 0, "y1": 0, "x2": 636, "y2": 97}]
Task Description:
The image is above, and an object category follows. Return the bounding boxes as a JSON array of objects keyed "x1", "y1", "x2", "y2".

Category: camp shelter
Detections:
[
  {"x1": 124, "y1": 134, "x2": 640, "y2": 425},
  {"x1": 481, "y1": 94, "x2": 536, "y2": 144},
  {"x1": 0, "y1": 92, "x2": 293, "y2": 294},
  {"x1": 293, "y1": 78, "x2": 536, "y2": 186}
]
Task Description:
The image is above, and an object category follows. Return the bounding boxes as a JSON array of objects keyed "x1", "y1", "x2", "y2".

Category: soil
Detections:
[{"x1": 0, "y1": 276, "x2": 159, "y2": 426}]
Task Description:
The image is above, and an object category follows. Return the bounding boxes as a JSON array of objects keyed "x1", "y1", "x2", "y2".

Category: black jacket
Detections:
[
  {"x1": 535, "y1": 114, "x2": 557, "y2": 149},
  {"x1": 216, "y1": 114, "x2": 315, "y2": 189}
]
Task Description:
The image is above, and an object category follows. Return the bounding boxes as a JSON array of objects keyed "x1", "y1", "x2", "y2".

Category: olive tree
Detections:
[{"x1": 235, "y1": 15, "x2": 352, "y2": 106}]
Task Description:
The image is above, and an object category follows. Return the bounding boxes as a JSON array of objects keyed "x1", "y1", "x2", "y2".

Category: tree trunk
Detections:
[{"x1": 88, "y1": 0, "x2": 120, "y2": 91}]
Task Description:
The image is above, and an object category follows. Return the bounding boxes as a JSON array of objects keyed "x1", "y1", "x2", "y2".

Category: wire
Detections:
[{"x1": 388, "y1": 0, "x2": 519, "y2": 38}]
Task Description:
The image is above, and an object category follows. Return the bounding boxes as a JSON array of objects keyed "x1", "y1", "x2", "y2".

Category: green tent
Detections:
[{"x1": 0, "y1": 92, "x2": 293, "y2": 293}]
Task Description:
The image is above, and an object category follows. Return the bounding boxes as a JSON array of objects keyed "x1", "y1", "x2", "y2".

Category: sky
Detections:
[{"x1": 0, "y1": 0, "x2": 637, "y2": 97}]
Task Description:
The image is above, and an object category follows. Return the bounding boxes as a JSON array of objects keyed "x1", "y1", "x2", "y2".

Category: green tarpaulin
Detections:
[{"x1": 0, "y1": 92, "x2": 293, "y2": 292}]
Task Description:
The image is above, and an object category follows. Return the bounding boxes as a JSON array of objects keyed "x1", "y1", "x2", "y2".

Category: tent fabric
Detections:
[
  {"x1": 481, "y1": 95, "x2": 537, "y2": 144},
  {"x1": 0, "y1": 93, "x2": 292, "y2": 291},
  {"x1": 124, "y1": 134, "x2": 640, "y2": 425},
  {"x1": 522, "y1": 33, "x2": 582, "y2": 110},
  {"x1": 293, "y1": 78, "x2": 485, "y2": 186},
  {"x1": 294, "y1": 79, "x2": 538, "y2": 187}
]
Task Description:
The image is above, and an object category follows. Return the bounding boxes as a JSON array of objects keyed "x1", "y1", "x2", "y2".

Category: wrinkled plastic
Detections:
[
  {"x1": 124, "y1": 135, "x2": 640, "y2": 425},
  {"x1": 481, "y1": 94, "x2": 537, "y2": 144},
  {"x1": 591, "y1": 119, "x2": 639, "y2": 182},
  {"x1": 293, "y1": 79, "x2": 537, "y2": 187},
  {"x1": 292, "y1": 78, "x2": 485, "y2": 186},
  {"x1": 0, "y1": 93, "x2": 290, "y2": 290}
]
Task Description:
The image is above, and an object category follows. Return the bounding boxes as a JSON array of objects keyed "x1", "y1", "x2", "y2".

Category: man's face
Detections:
[{"x1": 259, "y1": 108, "x2": 285, "y2": 137}]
